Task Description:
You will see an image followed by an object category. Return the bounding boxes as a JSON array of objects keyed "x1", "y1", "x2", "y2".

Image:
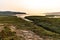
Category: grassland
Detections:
[
  {"x1": 25, "y1": 16, "x2": 60, "y2": 39},
  {"x1": 0, "y1": 16, "x2": 60, "y2": 40}
]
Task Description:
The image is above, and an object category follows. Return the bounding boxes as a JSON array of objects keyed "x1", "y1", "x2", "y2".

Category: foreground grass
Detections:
[
  {"x1": 25, "y1": 16, "x2": 60, "y2": 39},
  {"x1": 0, "y1": 16, "x2": 60, "y2": 40}
]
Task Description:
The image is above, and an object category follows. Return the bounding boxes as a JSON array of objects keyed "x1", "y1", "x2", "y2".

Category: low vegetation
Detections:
[
  {"x1": 0, "y1": 16, "x2": 60, "y2": 40},
  {"x1": 25, "y1": 16, "x2": 60, "y2": 39}
]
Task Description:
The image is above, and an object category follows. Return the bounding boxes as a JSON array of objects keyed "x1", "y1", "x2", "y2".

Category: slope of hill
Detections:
[
  {"x1": 0, "y1": 11, "x2": 60, "y2": 40},
  {"x1": 0, "y1": 15, "x2": 60, "y2": 40},
  {"x1": 46, "y1": 12, "x2": 60, "y2": 15},
  {"x1": 25, "y1": 16, "x2": 60, "y2": 39},
  {"x1": 0, "y1": 11, "x2": 26, "y2": 16}
]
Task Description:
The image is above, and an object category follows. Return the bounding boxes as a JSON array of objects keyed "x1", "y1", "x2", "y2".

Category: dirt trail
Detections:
[{"x1": 16, "y1": 30, "x2": 43, "y2": 40}]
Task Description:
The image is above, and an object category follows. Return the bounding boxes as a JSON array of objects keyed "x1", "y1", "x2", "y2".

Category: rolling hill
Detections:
[
  {"x1": 0, "y1": 16, "x2": 59, "y2": 40},
  {"x1": 25, "y1": 16, "x2": 60, "y2": 40},
  {"x1": 0, "y1": 11, "x2": 60, "y2": 40},
  {"x1": 0, "y1": 11, "x2": 26, "y2": 16}
]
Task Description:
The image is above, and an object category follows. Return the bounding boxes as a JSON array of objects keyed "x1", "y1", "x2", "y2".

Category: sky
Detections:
[{"x1": 0, "y1": 0, "x2": 60, "y2": 15}]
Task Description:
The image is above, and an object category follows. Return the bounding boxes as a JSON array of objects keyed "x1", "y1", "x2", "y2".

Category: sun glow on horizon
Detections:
[
  {"x1": 17, "y1": 0, "x2": 60, "y2": 15},
  {"x1": 0, "y1": 0, "x2": 60, "y2": 15}
]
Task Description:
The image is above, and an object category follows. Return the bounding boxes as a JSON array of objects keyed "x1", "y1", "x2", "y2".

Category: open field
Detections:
[
  {"x1": 25, "y1": 16, "x2": 60, "y2": 39},
  {"x1": 0, "y1": 16, "x2": 60, "y2": 40}
]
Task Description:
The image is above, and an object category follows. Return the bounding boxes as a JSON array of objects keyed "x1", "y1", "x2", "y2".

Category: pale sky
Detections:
[{"x1": 0, "y1": 0, "x2": 60, "y2": 15}]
